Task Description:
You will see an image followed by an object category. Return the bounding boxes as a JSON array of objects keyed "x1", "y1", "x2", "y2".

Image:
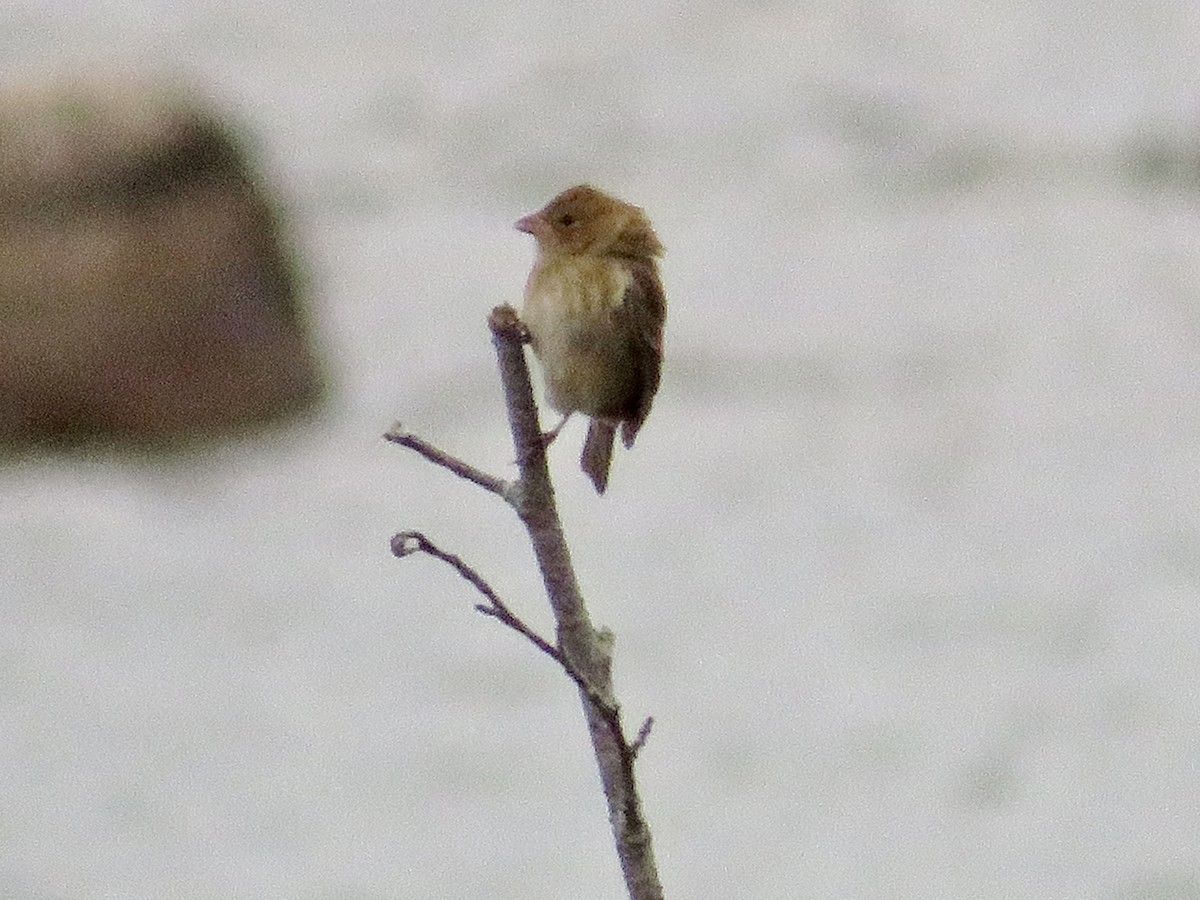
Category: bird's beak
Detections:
[{"x1": 514, "y1": 212, "x2": 542, "y2": 235}]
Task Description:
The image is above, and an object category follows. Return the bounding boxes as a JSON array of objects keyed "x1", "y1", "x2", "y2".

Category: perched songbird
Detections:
[{"x1": 516, "y1": 185, "x2": 666, "y2": 494}]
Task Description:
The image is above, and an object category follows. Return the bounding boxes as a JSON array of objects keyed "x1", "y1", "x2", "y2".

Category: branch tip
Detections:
[
  {"x1": 390, "y1": 530, "x2": 425, "y2": 558},
  {"x1": 630, "y1": 716, "x2": 655, "y2": 756},
  {"x1": 489, "y1": 303, "x2": 534, "y2": 344},
  {"x1": 488, "y1": 303, "x2": 519, "y2": 333}
]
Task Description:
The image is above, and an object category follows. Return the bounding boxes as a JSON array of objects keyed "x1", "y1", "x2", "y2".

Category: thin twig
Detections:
[
  {"x1": 390, "y1": 530, "x2": 619, "y2": 719},
  {"x1": 384, "y1": 424, "x2": 513, "y2": 501},
  {"x1": 630, "y1": 717, "x2": 655, "y2": 758}
]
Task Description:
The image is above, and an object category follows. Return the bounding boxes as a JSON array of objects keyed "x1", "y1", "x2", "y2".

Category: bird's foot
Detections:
[
  {"x1": 513, "y1": 414, "x2": 571, "y2": 467},
  {"x1": 540, "y1": 414, "x2": 570, "y2": 447}
]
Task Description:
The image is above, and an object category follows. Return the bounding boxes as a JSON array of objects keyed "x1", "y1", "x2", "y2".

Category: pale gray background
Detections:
[{"x1": 3, "y1": 2, "x2": 1200, "y2": 898}]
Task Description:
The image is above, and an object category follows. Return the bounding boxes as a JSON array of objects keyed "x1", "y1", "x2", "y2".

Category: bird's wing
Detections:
[{"x1": 616, "y1": 259, "x2": 666, "y2": 448}]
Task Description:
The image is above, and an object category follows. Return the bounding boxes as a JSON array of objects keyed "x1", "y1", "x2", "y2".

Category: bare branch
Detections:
[
  {"x1": 389, "y1": 305, "x2": 663, "y2": 900},
  {"x1": 384, "y1": 424, "x2": 514, "y2": 502},
  {"x1": 487, "y1": 304, "x2": 663, "y2": 899},
  {"x1": 391, "y1": 529, "x2": 505, "y2": 606},
  {"x1": 389, "y1": 529, "x2": 621, "y2": 720}
]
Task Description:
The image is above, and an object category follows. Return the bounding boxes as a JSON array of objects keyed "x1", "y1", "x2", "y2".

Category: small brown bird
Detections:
[{"x1": 516, "y1": 185, "x2": 666, "y2": 494}]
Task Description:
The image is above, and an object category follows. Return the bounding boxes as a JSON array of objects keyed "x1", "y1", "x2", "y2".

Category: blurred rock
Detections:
[{"x1": 0, "y1": 73, "x2": 322, "y2": 447}]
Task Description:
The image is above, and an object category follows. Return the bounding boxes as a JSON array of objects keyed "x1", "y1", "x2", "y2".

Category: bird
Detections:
[{"x1": 515, "y1": 185, "x2": 666, "y2": 494}]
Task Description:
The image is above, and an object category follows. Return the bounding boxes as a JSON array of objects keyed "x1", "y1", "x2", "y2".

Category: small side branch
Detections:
[
  {"x1": 630, "y1": 716, "x2": 655, "y2": 757},
  {"x1": 390, "y1": 529, "x2": 615, "y2": 715},
  {"x1": 384, "y1": 424, "x2": 513, "y2": 501}
]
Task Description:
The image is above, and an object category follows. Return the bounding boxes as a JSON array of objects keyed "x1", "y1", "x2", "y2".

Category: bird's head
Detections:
[{"x1": 515, "y1": 185, "x2": 663, "y2": 260}]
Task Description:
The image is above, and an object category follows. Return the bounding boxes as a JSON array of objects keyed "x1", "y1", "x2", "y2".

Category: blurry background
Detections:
[{"x1": 4, "y1": 2, "x2": 1200, "y2": 898}]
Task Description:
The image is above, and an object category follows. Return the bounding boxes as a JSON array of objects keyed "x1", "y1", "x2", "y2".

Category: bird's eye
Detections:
[{"x1": 557, "y1": 213, "x2": 575, "y2": 227}]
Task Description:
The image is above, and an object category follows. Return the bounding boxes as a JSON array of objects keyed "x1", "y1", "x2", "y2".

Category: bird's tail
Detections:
[{"x1": 581, "y1": 420, "x2": 617, "y2": 495}]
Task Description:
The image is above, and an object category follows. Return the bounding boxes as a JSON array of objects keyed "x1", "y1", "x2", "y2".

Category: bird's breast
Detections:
[
  {"x1": 522, "y1": 254, "x2": 629, "y2": 323},
  {"x1": 520, "y1": 255, "x2": 637, "y2": 418}
]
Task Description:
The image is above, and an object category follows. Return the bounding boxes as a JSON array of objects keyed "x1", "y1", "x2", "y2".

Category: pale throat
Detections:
[{"x1": 522, "y1": 254, "x2": 628, "y2": 348}]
